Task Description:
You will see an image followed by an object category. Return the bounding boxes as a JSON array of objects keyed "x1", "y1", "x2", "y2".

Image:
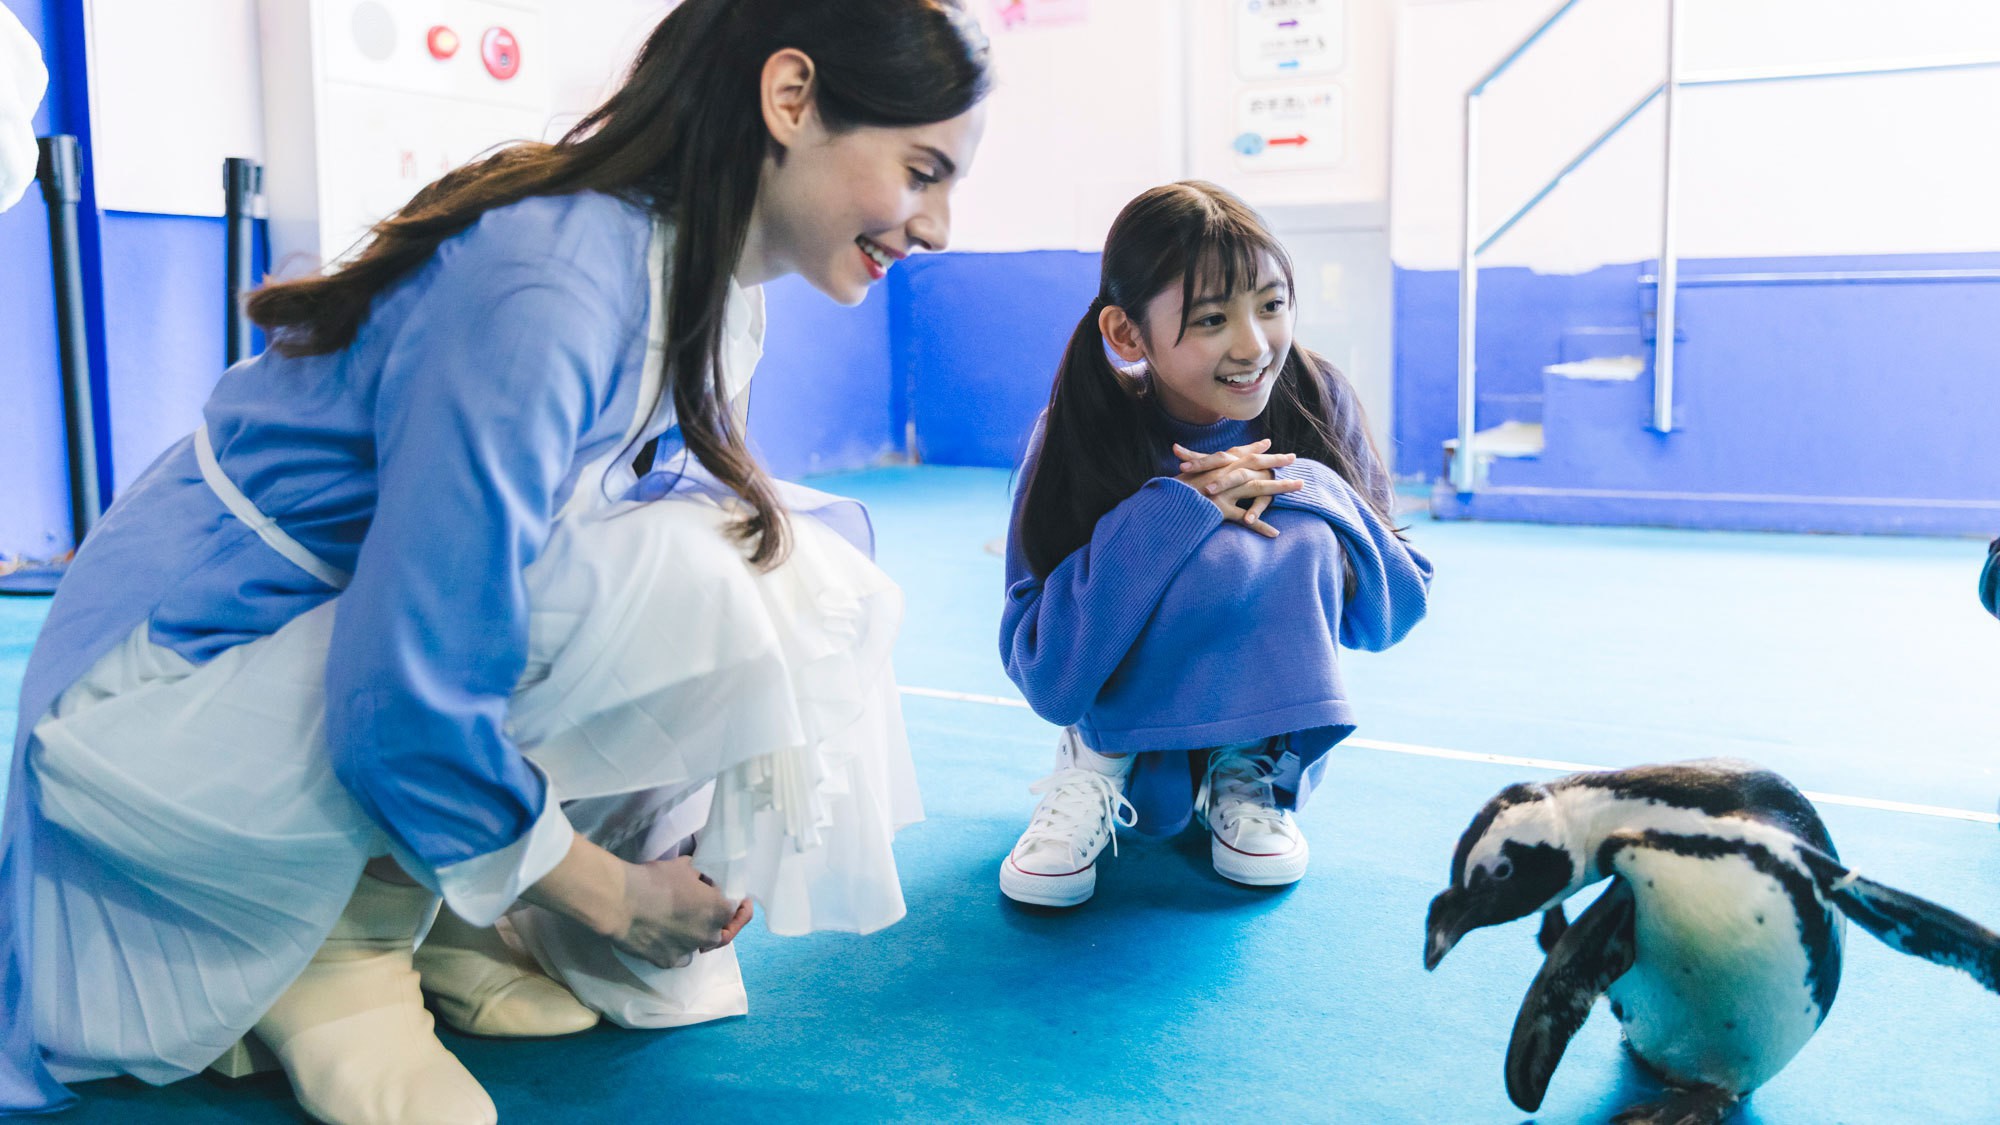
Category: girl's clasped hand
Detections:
[{"x1": 1172, "y1": 438, "x2": 1304, "y2": 539}]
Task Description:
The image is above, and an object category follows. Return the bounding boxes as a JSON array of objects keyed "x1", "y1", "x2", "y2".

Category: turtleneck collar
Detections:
[{"x1": 1148, "y1": 393, "x2": 1264, "y2": 456}]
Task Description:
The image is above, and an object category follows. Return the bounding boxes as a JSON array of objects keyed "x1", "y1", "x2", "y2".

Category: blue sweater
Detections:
[
  {"x1": 1, "y1": 193, "x2": 685, "y2": 1112},
  {"x1": 1000, "y1": 402, "x2": 1433, "y2": 834}
]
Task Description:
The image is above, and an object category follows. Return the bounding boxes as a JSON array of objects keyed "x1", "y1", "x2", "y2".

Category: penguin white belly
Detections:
[{"x1": 1607, "y1": 846, "x2": 1843, "y2": 1093}]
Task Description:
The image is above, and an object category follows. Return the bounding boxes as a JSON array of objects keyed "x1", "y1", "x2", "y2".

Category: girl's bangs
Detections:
[{"x1": 1174, "y1": 217, "x2": 1296, "y2": 338}]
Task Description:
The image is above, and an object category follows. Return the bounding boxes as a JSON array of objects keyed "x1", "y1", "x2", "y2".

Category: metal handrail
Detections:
[
  {"x1": 1637, "y1": 268, "x2": 2000, "y2": 287},
  {"x1": 1654, "y1": 0, "x2": 1683, "y2": 433},
  {"x1": 1471, "y1": 0, "x2": 1586, "y2": 96},
  {"x1": 1478, "y1": 54, "x2": 2000, "y2": 260},
  {"x1": 1450, "y1": 0, "x2": 2000, "y2": 492},
  {"x1": 1475, "y1": 85, "x2": 1663, "y2": 258}
]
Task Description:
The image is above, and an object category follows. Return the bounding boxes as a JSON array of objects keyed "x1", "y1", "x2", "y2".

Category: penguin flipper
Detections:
[
  {"x1": 1794, "y1": 844, "x2": 2000, "y2": 994},
  {"x1": 1505, "y1": 877, "x2": 1638, "y2": 1112},
  {"x1": 1537, "y1": 905, "x2": 1569, "y2": 954}
]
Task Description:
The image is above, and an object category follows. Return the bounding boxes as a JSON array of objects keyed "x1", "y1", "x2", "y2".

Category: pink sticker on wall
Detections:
[{"x1": 993, "y1": 0, "x2": 1088, "y2": 30}]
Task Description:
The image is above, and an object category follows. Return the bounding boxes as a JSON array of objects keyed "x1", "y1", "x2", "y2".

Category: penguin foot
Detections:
[{"x1": 1611, "y1": 1085, "x2": 1740, "y2": 1125}]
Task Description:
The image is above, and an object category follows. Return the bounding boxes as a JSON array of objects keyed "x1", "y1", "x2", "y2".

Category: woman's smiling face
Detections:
[{"x1": 748, "y1": 49, "x2": 988, "y2": 305}]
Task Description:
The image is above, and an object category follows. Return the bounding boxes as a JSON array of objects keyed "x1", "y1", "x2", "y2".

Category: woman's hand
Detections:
[
  {"x1": 614, "y1": 857, "x2": 754, "y2": 969},
  {"x1": 1174, "y1": 440, "x2": 1303, "y2": 538},
  {"x1": 523, "y1": 837, "x2": 752, "y2": 969}
]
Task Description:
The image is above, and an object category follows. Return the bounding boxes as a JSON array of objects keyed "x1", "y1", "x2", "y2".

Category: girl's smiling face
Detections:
[{"x1": 1101, "y1": 253, "x2": 1296, "y2": 425}]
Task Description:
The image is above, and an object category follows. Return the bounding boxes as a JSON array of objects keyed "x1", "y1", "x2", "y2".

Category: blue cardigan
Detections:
[
  {"x1": 999, "y1": 402, "x2": 1433, "y2": 835},
  {"x1": 2, "y1": 192, "x2": 670, "y2": 1113}
]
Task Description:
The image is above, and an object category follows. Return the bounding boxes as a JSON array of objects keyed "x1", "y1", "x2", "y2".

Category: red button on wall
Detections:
[
  {"x1": 427, "y1": 26, "x2": 459, "y2": 59},
  {"x1": 481, "y1": 27, "x2": 520, "y2": 80}
]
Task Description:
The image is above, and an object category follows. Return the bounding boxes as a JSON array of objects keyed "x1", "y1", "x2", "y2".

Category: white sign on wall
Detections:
[
  {"x1": 1232, "y1": 83, "x2": 1342, "y2": 172},
  {"x1": 85, "y1": 0, "x2": 267, "y2": 217},
  {"x1": 1234, "y1": 0, "x2": 1343, "y2": 82},
  {"x1": 259, "y1": 0, "x2": 554, "y2": 272}
]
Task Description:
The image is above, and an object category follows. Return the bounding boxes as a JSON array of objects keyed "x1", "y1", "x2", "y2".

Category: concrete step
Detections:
[
  {"x1": 1441, "y1": 419, "x2": 1545, "y2": 459},
  {"x1": 1544, "y1": 354, "x2": 1645, "y2": 381},
  {"x1": 1441, "y1": 420, "x2": 1545, "y2": 488}
]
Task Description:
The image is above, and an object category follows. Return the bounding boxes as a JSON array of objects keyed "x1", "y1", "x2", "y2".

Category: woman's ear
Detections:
[
  {"x1": 1099, "y1": 305, "x2": 1148, "y2": 364},
  {"x1": 760, "y1": 48, "x2": 818, "y2": 150}
]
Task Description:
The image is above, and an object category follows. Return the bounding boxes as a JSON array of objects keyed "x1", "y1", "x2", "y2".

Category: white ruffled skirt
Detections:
[{"x1": 26, "y1": 493, "x2": 919, "y2": 1085}]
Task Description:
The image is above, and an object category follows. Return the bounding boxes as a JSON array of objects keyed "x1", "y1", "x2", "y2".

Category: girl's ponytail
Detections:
[
  {"x1": 1267, "y1": 345, "x2": 1398, "y2": 533},
  {"x1": 1017, "y1": 299, "x2": 1163, "y2": 578}
]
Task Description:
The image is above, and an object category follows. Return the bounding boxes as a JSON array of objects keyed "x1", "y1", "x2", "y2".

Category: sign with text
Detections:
[
  {"x1": 1235, "y1": 0, "x2": 1343, "y2": 81},
  {"x1": 1231, "y1": 83, "x2": 1342, "y2": 173}
]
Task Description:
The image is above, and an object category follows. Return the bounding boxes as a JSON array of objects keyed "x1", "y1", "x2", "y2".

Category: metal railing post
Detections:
[
  {"x1": 41, "y1": 136, "x2": 100, "y2": 540},
  {"x1": 224, "y1": 157, "x2": 263, "y2": 367},
  {"x1": 1454, "y1": 95, "x2": 1481, "y2": 493},
  {"x1": 1653, "y1": 0, "x2": 1684, "y2": 433},
  {"x1": 1448, "y1": 0, "x2": 1993, "y2": 472},
  {"x1": 1452, "y1": 0, "x2": 1584, "y2": 494}
]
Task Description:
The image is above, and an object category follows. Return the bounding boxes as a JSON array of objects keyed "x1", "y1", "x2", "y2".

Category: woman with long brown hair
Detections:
[{"x1": 0, "y1": 3, "x2": 989, "y2": 1121}]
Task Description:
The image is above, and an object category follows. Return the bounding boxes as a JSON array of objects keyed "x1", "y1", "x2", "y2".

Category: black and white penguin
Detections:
[{"x1": 1424, "y1": 758, "x2": 2000, "y2": 1125}]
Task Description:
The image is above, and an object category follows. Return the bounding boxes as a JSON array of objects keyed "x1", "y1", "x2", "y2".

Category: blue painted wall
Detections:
[
  {"x1": 897, "y1": 250, "x2": 1099, "y2": 469},
  {"x1": 0, "y1": 0, "x2": 93, "y2": 562},
  {"x1": 4, "y1": 215, "x2": 903, "y2": 560},
  {"x1": 751, "y1": 276, "x2": 897, "y2": 481},
  {"x1": 97, "y1": 212, "x2": 239, "y2": 491},
  {"x1": 1393, "y1": 262, "x2": 1644, "y2": 475},
  {"x1": 1400, "y1": 252, "x2": 2000, "y2": 535}
]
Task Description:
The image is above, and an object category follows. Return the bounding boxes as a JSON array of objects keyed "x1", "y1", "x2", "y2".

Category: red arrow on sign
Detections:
[{"x1": 1268, "y1": 135, "x2": 1309, "y2": 147}]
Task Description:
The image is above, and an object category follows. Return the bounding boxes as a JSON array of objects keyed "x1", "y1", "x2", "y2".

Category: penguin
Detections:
[{"x1": 1424, "y1": 758, "x2": 2000, "y2": 1125}]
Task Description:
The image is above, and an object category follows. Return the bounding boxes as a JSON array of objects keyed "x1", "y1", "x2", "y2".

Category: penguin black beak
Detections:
[{"x1": 1425, "y1": 887, "x2": 1479, "y2": 971}]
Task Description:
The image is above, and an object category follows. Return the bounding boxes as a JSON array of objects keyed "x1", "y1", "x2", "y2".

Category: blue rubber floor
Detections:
[{"x1": 5, "y1": 466, "x2": 1999, "y2": 1123}]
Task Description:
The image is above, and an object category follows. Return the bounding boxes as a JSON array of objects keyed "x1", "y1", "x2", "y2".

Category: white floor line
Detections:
[
  {"x1": 898, "y1": 685, "x2": 1033, "y2": 709},
  {"x1": 898, "y1": 686, "x2": 2000, "y2": 826}
]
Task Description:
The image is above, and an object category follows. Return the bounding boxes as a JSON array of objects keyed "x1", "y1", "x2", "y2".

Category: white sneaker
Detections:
[
  {"x1": 1200, "y1": 742, "x2": 1310, "y2": 886},
  {"x1": 999, "y1": 730, "x2": 1137, "y2": 907}
]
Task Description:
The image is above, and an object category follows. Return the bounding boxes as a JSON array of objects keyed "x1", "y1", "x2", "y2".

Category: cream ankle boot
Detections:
[
  {"x1": 244, "y1": 874, "x2": 498, "y2": 1125},
  {"x1": 414, "y1": 909, "x2": 599, "y2": 1038}
]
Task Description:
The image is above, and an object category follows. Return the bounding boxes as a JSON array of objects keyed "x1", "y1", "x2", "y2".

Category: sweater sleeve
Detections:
[
  {"x1": 999, "y1": 419, "x2": 1225, "y2": 725},
  {"x1": 322, "y1": 249, "x2": 626, "y2": 924},
  {"x1": 1270, "y1": 457, "x2": 1435, "y2": 652}
]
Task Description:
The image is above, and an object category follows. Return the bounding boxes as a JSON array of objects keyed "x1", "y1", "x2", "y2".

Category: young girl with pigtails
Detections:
[{"x1": 998, "y1": 181, "x2": 1433, "y2": 907}]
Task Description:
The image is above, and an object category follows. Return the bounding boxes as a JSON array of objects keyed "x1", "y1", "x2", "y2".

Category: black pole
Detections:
[
  {"x1": 223, "y1": 157, "x2": 260, "y2": 365},
  {"x1": 0, "y1": 136, "x2": 100, "y2": 596},
  {"x1": 43, "y1": 135, "x2": 99, "y2": 541}
]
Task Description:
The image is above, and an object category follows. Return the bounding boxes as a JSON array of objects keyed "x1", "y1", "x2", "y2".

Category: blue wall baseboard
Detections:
[
  {"x1": 1399, "y1": 252, "x2": 2000, "y2": 537},
  {"x1": 1430, "y1": 487, "x2": 2000, "y2": 538}
]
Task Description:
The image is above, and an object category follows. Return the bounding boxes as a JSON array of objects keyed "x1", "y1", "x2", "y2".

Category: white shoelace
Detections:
[
  {"x1": 1015, "y1": 767, "x2": 1138, "y2": 865},
  {"x1": 1197, "y1": 746, "x2": 1291, "y2": 837}
]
